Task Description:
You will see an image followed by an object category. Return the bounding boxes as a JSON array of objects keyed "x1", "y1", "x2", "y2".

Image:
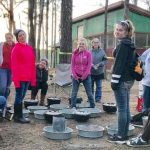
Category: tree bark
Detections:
[
  {"x1": 124, "y1": 0, "x2": 129, "y2": 20},
  {"x1": 60, "y1": 0, "x2": 72, "y2": 64}
]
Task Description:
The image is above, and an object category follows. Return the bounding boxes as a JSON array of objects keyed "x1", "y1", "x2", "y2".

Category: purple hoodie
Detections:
[{"x1": 71, "y1": 49, "x2": 92, "y2": 80}]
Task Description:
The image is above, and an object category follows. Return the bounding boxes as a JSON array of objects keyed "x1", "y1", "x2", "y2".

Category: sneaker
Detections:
[
  {"x1": 127, "y1": 136, "x2": 150, "y2": 147},
  {"x1": 107, "y1": 134, "x2": 128, "y2": 144}
]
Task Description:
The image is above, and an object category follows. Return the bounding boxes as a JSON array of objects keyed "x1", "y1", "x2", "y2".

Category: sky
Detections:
[{"x1": 73, "y1": 0, "x2": 147, "y2": 18}]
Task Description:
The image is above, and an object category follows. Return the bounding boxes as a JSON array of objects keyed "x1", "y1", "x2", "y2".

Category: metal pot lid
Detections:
[
  {"x1": 103, "y1": 103, "x2": 116, "y2": 106},
  {"x1": 45, "y1": 111, "x2": 61, "y2": 115},
  {"x1": 47, "y1": 97, "x2": 61, "y2": 100},
  {"x1": 9, "y1": 109, "x2": 30, "y2": 114},
  {"x1": 78, "y1": 108, "x2": 101, "y2": 114},
  {"x1": 74, "y1": 110, "x2": 90, "y2": 116},
  {"x1": 24, "y1": 99, "x2": 39, "y2": 103},
  {"x1": 50, "y1": 104, "x2": 68, "y2": 110},
  {"x1": 43, "y1": 126, "x2": 73, "y2": 133},
  {"x1": 76, "y1": 125, "x2": 104, "y2": 132},
  {"x1": 27, "y1": 106, "x2": 47, "y2": 110},
  {"x1": 34, "y1": 110, "x2": 47, "y2": 115}
]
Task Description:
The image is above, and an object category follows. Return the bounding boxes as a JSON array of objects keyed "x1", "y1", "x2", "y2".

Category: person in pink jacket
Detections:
[
  {"x1": 11, "y1": 29, "x2": 36, "y2": 123},
  {"x1": 70, "y1": 38, "x2": 95, "y2": 108}
]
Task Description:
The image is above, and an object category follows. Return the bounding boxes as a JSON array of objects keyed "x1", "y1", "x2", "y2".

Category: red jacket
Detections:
[{"x1": 11, "y1": 43, "x2": 36, "y2": 88}]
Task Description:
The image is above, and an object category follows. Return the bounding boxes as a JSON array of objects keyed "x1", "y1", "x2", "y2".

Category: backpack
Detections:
[{"x1": 130, "y1": 51, "x2": 143, "y2": 81}]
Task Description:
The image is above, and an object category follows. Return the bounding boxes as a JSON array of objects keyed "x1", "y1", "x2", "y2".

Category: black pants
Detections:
[
  {"x1": 31, "y1": 82, "x2": 48, "y2": 99},
  {"x1": 142, "y1": 112, "x2": 150, "y2": 141}
]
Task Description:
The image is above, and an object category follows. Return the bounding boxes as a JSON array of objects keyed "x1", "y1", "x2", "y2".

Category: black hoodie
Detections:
[{"x1": 111, "y1": 37, "x2": 135, "y2": 84}]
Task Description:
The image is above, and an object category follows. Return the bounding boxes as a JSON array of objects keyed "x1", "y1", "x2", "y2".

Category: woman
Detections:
[
  {"x1": 11, "y1": 29, "x2": 36, "y2": 123},
  {"x1": 108, "y1": 20, "x2": 135, "y2": 143},
  {"x1": 70, "y1": 38, "x2": 95, "y2": 108},
  {"x1": 91, "y1": 38, "x2": 107, "y2": 103},
  {"x1": 31, "y1": 58, "x2": 48, "y2": 106},
  {"x1": 0, "y1": 33, "x2": 15, "y2": 98}
]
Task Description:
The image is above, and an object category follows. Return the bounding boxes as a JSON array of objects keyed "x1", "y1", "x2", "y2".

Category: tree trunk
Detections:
[
  {"x1": 124, "y1": 0, "x2": 129, "y2": 20},
  {"x1": 37, "y1": 0, "x2": 45, "y2": 61},
  {"x1": 45, "y1": 0, "x2": 50, "y2": 58},
  {"x1": 60, "y1": 0, "x2": 72, "y2": 64},
  {"x1": 28, "y1": 0, "x2": 36, "y2": 51}
]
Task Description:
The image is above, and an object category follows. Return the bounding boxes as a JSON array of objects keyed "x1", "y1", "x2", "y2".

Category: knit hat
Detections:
[
  {"x1": 14, "y1": 29, "x2": 24, "y2": 41},
  {"x1": 40, "y1": 58, "x2": 48, "y2": 67}
]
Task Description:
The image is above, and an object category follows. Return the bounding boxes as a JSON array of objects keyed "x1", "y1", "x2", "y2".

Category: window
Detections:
[{"x1": 77, "y1": 25, "x2": 83, "y2": 39}]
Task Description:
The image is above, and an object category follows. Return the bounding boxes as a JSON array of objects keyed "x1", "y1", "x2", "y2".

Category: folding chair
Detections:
[{"x1": 54, "y1": 64, "x2": 72, "y2": 96}]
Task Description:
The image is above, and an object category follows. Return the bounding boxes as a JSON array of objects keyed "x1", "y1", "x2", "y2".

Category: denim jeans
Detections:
[
  {"x1": 71, "y1": 75, "x2": 95, "y2": 108},
  {"x1": 0, "y1": 68, "x2": 11, "y2": 98},
  {"x1": 91, "y1": 77, "x2": 102, "y2": 101},
  {"x1": 113, "y1": 81, "x2": 134, "y2": 138},
  {"x1": 0, "y1": 96, "x2": 6, "y2": 111},
  {"x1": 15, "y1": 81, "x2": 30, "y2": 105},
  {"x1": 143, "y1": 85, "x2": 150, "y2": 111}
]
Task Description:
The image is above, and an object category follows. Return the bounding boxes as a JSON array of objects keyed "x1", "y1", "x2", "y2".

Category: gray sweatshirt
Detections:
[
  {"x1": 140, "y1": 48, "x2": 150, "y2": 87},
  {"x1": 91, "y1": 48, "x2": 107, "y2": 75}
]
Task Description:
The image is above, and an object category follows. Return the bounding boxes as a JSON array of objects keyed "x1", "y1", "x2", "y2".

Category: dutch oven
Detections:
[
  {"x1": 74, "y1": 111, "x2": 90, "y2": 122},
  {"x1": 68, "y1": 97, "x2": 83, "y2": 105},
  {"x1": 24, "y1": 99, "x2": 39, "y2": 109},
  {"x1": 102, "y1": 102, "x2": 117, "y2": 113},
  {"x1": 44, "y1": 111, "x2": 62, "y2": 124},
  {"x1": 6, "y1": 104, "x2": 12, "y2": 111},
  {"x1": 27, "y1": 106, "x2": 47, "y2": 114},
  {"x1": 47, "y1": 97, "x2": 61, "y2": 107}
]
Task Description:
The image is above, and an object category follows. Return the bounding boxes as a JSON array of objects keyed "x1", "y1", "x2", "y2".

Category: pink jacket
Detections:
[
  {"x1": 11, "y1": 43, "x2": 36, "y2": 88},
  {"x1": 71, "y1": 49, "x2": 92, "y2": 80}
]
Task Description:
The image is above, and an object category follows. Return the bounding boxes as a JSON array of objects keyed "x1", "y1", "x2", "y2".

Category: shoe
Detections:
[
  {"x1": 107, "y1": 134, "x2": 128, "y2": 144},
  {"x1": 126, "y1": 136, "x2": 150, "y2": 147}
]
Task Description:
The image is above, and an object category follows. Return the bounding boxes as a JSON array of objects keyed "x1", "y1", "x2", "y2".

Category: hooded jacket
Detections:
[
  {"x1": 11, "y1": 43, "x2": 36, "y2": 88},
  {"x1": 71, "y1": 49, "x2": 92, "y2": 80},
  {"x1": 111, "y1": 37, "x2": 135, "y2": 85}
]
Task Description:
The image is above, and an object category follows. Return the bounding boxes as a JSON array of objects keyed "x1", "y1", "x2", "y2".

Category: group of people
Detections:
[
  {"x1": 0, "y1": 19, "x2": 150, "y2": 148},
  {"x1": 0, "y1": 30, "x2": 48, "y2": 123}
]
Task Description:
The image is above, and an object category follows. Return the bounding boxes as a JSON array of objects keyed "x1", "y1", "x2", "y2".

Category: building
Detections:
[{"x1": 72, "y1": 1, "x2": 150, "y2": 69}]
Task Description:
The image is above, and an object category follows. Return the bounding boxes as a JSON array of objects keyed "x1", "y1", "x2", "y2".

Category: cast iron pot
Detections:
[
  {"x1": 24, "y1": 99, "x2": 39, "y2": 109},
  {"x1": 68, "y1": 97, "x2": 83, "y2": 105},
  {"x1": 102, "y1": 102, "x2": 117, "y2": 113},
  {"x1": 74, "y1": 111, "x2": 90, "y2": 122},
  {"x1": 47, "y1": 97, "x2": 61, "y2": 106},
  {"x1": 44, "y1": 111, "x2": 62, "y2": 124}
]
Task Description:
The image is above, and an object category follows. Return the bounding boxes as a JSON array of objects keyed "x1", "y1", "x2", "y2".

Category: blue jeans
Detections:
[
  {"x1": 143, "y1": 85, "x2": 150, "y2": 111},
  {"x1": 91, "y1": 77, "x2": 102, "y2": 101},
  {"x1": 0, "y1": 68, "x2": 11, "y2": 98},
  {"x1": 113, "y1": 81, "x2": 134, "y2": 138},
  {"x1": 15, "y1": 82, "x2": 30, "y2": 105},
  {"x1": 0, "y1": 96, "x2": 6, "y2": 111},
  {"x1": 71, "y1": 75, "x2": 95, "y2": 108}
]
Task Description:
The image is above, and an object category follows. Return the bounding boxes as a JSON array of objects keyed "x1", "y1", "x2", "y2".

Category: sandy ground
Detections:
[{"x1": 0, "y1": 80, "x2": 147, "y2": 150}]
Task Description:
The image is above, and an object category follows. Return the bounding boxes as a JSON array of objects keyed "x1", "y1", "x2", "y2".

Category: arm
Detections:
[
  {"x1": 81, "y1": 51, "x2": 92, "y2": 80},
  {"x1": 11, "y1": 47, "x2": 20, "y2": 88},
  {"x1": 111, "y1": 43, "x2": 129, "y2": 90},
  {"x1": 0, "y1": 43, "x2": 4, "y2": 66},
  {"x1": 70, "y1": 53, "x2": 78, "y2": 80},
  {"x1": 97, "y1": 50, "x2": 108, "y2": 67}
]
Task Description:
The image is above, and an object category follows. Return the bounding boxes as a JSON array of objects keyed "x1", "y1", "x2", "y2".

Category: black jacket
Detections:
[
  {"x1": 36, "y1": 64, "x2": 48, "y2": 83},
  {"x1": 111, "y1": 37, "x2": 135, "y2": 89}
]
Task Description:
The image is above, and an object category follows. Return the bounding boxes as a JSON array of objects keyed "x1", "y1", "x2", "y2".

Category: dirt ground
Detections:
[{"x1": 0, "y1": 80, "x2": 147, "y2": 150}]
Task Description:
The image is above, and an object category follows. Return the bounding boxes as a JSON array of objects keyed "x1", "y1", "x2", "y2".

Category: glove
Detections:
[{"x1": 111, "y1": 82, "x2": 119, "y2": 91}]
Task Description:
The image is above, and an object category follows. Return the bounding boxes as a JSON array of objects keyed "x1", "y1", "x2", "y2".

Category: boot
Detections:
[
  {"x1": 14, "y1": 103, "x2": 30, "y2": 123},
  {"x1": 39, "y1": 94, "x2": 45, "y2": 106}
]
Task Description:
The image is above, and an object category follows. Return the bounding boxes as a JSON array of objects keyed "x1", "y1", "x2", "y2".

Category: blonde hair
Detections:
[
  {"x1": 77, "y1": 38, "x2": 88, "y2": 49},
  {"x1": 5, "y1": 33, "x2": 13, "y2": 38},
  {"x1": 115, "y1": 20, "x2": 135, "y2": 38}
]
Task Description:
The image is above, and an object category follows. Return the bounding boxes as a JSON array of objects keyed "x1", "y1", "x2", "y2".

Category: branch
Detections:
[{"x1": 0, "y1": 1, "x2": 9, "y2": 12}]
